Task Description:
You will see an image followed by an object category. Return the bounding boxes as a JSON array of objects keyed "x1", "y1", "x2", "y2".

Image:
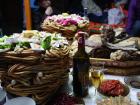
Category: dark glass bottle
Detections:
[
  {"x1": 83, "y1": 7, "x2": 89, "y2": 21},
  {"x1": 83, "y1": 8, "x2": 88, "y2": 17},
  {"x1": 73, "y1": 32, "x2": 90, "y2": 97}
]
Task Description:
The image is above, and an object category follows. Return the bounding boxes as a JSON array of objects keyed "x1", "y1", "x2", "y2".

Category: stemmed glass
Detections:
[
  {"x1": 89, "y1": 62, "x2": 107, "y2": 96},
  {"x1": 90, "y1": 68, "x2": 104, "y2": 96}
]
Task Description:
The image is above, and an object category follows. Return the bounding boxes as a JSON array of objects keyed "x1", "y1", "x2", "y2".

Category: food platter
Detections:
[
  {"x1": 97, "y1": 80, "x2": 130, "y2": 97},
  {"x1": 124, "y1": 76, "x2": 140, "y2": 89},
  {"x1": 96, "y1": 96, "x2": 138, "y2": 105},
  {"x1": 97, "y1": 84, "x2": 130, "y2": 98}
]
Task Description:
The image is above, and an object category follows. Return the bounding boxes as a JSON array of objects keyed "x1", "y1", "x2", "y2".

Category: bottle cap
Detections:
[{"x1": 75, "y1": 31, "x2": 88, "y2": 38}]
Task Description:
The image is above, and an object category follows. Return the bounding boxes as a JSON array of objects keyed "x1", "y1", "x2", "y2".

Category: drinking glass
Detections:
[{"x1": 90, "y1": 68, "x2": 104, "y2": 96}]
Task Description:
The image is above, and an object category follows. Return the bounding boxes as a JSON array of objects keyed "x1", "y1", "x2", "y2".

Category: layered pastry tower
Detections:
[{"x1": 42, "y1": 13, "x2": 89, "y2": 38}]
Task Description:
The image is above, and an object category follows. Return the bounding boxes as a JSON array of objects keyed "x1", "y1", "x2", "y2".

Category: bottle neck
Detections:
[
  {"x1": 84, "y1": 8, "x2": 88, "y2": 16},
  {"x1": 78, "y1": 35, "x2": 85, "y2": 52},
  {"x1": 83, "y1": 8, "x2": 89, "y2": 20}
]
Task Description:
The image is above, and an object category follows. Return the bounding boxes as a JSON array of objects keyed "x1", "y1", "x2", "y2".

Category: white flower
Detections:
[
  {"x1": 4, "y1": 38, "x2": 16, "y2": 44},
  {"x1": 51, "y1": 41, "x2": 62, "y2": 48},
  {"x1": 39, "y1": 32, "x2": 51, "y2": 38}
]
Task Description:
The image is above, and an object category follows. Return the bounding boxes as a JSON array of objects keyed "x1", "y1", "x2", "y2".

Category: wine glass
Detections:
[{"x1": 90, "y1": 68, "x2": 104, "y2": 96}]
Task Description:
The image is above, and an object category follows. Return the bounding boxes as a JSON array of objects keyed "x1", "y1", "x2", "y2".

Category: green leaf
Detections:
[
  {"x1": 17, "y1": 42, "x2": 30, "y2": 48},
  {"x1": 0, "y1": 44, "x2": 12, "y2": 49},
  {"x1": 41, "y1": 36, "x2": 51, "y2": 50},
  {"x1": 0, "y1": 38, "x2": 4, "y2": 42},
  {"x1": 0, "y1": 35, "x2": 11, "y2": 42},
  {"x1": 0, "y1": 45, "x2": 4, "y2": 49}
]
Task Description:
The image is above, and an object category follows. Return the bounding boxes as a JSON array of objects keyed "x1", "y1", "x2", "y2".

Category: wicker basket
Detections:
[
  {"x1": 90, "y1": 58, "x2": 140, "y2": 76},
  {"x1": 1, "y1": 50, "x2": 70, "y2": 105}
]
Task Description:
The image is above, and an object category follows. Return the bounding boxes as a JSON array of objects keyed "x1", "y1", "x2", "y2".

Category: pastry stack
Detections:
[{"x1": 42, "y1": 13, "x2": 89, "y2": 38}]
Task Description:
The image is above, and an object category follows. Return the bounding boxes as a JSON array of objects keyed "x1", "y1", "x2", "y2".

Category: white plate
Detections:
[{"x1": 4, "y1": 97, "x2": 36, "y2": 105}]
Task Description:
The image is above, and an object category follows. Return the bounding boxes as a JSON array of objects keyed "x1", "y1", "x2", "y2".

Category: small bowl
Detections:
[{"x1": 124, "y1": 76, "x2": 140, "y2": 89}]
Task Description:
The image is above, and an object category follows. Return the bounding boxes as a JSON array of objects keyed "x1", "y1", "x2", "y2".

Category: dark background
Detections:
[{"x1": 0, "y1": 0, "x2": 23, "y2": 35}]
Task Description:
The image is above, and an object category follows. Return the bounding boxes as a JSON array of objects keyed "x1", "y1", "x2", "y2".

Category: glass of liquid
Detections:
[{"x1": 90, "y1": 68, "x2": 104, "y2": 96}]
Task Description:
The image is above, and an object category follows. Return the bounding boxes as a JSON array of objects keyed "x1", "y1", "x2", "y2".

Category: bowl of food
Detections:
[{"x1": 97, "y1": 80, "x2": 129, "y2": 97}]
